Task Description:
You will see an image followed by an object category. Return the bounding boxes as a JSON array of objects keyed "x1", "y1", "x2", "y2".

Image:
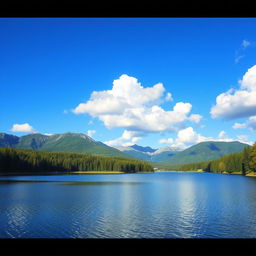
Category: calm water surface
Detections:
[{"x1": 0, "y1": 172, "x2": 256, "y2": 238}]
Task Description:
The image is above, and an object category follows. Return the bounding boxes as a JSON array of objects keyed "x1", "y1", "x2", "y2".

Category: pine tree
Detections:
[
  {"x1": 249, "y1": 143, "x2": 256, "y2": 172},
  {"x1": 243, "y1": 146, "x2": 251, "y2": 173},
  {"x1": 0, "y1": 147, "x2": 154, "y2": 174}
]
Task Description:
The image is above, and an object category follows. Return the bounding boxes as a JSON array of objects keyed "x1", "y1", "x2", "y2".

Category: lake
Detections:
[{"x1": 0, "y1": 172, "x2": 256, "y2": 238}]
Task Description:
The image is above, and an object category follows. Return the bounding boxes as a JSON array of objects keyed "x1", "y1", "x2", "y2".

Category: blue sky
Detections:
[{"x1": 1, "y1": 18, "x2": 256, "y2": 148}]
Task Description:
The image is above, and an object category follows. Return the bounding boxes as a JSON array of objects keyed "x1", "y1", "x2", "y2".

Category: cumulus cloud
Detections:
[
  {"x1": 11, "y1": 123, "x2": 36, "y2": 133},
  {"x1": 174, "y1": 127, "x2": 208, "y2": 147},
  {"x1": 73, "y1": 74, "x2": 166, "y2": 115},
  {"x1": 211, "y1": 65, "x2": 256, "y2": 120},
  {"x1": 73, "y1": 74, "x2": 202, "y2": 133},
  {"x1": 159, "y1": 127, "x2": 252, "y2": 148},
  {"x1": 159, "y1": 138, "x2": 174, "y2": 145},
  {"x1": 98, "y1": 102, "x2": 198, "y2": 133},
  {"x1": 104, "y1": 130, "x2": 142, "y2": 147},
  {"x1": 232, "y1": 122, "x2": 247, "y2": 129},
  {"x1": 87, "y1": 130, "x2": 96, "y2": 138},
  {"x1": 232, "y1": 115, "x2": 256, "y2": 132},
  {"x1": 188, "y1": 114, "x2": 202, "y2": 123},
  {"x1": 159, "y1": 127, "x2": 208, "y2": 148}
]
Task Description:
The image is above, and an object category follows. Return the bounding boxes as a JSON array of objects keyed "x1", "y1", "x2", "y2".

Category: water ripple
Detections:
[{"x1": 1, "y1": 172, "x2": 256, "y2": 238}]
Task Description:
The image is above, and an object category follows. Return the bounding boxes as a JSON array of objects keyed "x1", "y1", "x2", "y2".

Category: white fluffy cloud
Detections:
[
  {"x1": 11, "y1": 123, "x2": 36, "y2": 133},
  {"x1": 159, "y1": 138, "x2": 174, "y2": 145},
  {"x1": 232, "y1": 122, "x2": 247, "y2": 129},
  {"x1": 73, "y1": 74, "x2": 202, "y2": 133},
  {"x1": 98, "y1": 102, "x2": 197, "y2": 133},
  {"x1": 104, "y1": 130, "x2": 142, "y2": 147},
  {"x1": 159, "y1": 127, "x2": 252, "y2": 148},
  {"x1": 175, "y1": 127, "x2": 208, "y2": 147},
  {"x1": 73, "y1": 74, "x2": 165, "y2": 115},
  {"x1": 211, "y1": 65, "x2": 256, "y2": 120},
  {"x1": 232, "y1": 115, "x2": 256, "y2": 132},
  {"x1": 159, "y1": 127, "x2": 208, "y2": 148}
]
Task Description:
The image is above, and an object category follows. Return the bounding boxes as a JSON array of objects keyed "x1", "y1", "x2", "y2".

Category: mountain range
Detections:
[
  {"x1": 164, "y1": 141, "x2": 249, "y2": 164},
  {"x1": 0, "y1": 132, "x2": 131, "y2": 159},
  {"x1": 0, "y1": 132, "x2": 251, "y2": 165},
  {"x1": 115, "y1": 145, "x2": 182, "y2": 162}
]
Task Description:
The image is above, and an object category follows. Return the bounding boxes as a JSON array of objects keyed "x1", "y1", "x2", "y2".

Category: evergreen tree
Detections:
[
  {"x1": 249, "y1": 143, "x2": 256, "y2": 172},
  {"x1": 243, "y1": 146, "x2": 251, "y2": 173},
  {"x1": 0, "y1": 147, "x2": 154, "y2": 174}
]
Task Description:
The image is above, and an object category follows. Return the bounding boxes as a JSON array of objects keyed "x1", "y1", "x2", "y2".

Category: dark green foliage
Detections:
[
  {"x1": 249, "y1": 143, "x2": 256, "y2": 172},
  {"x1": 177, "y1": 161, "x2": 211, "y2": 172},
  {"x1": 152, "y1": 162, "x2": 184, "y2": 171},
  {"x1": 243, "y1": 146, "x2": 251, "y2": 173},
  {"x1": 0, "y1": 147, "x2": 154, "y2": 174}
]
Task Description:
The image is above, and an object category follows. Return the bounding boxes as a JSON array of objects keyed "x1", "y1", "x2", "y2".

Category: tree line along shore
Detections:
[
  {"x1": 0, "y1": 147, "x2": 154, "y2": 174},
  {"x1": 0, "y1": 143, "x2": 256, "y2": 176}
]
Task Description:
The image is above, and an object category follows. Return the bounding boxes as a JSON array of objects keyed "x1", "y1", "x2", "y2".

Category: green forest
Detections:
[
  {"x1": 178, "y1": 143, "x2": 256, "y2": 175},
  {"x1": 0, "y1": 147, "x2": 154, "y2": 174}
]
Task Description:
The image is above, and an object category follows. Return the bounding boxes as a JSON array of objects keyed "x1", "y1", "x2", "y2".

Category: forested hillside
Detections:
[
  {"x1": 0, "y1": 147, "x2": 154, "y2": 174},
  {"x1": 165, "y1": 141, "x2": 249, "y2": 165},
  {"x1": 178, "y1": 143, "x2": 256, "y2": 175},
  {"x1": 0, "y1": 132, "x2": 133, "y2": 159}
]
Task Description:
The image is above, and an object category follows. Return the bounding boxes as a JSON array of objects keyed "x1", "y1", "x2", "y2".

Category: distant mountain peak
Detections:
[
  {"x1": 55, "y1": 132, "x2": 95, "y2": 141},
  {"x1": 0, "y1": 131, "x2": 133, "y2": 159},
  {"x1": 130, "y1": 144, "x2": 157, "y2": 153},
  {"x1": 153, "y1": 146, "x2": 182, "y2": 155},
  {"x1": 115, "y1": 146, "x2": 138, "y2": 152}
]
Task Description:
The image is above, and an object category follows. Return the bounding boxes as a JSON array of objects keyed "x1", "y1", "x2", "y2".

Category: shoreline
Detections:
[
  {"x1": 1, "y1": 170, "x2": 255, "y2": 177},
  {"x1": 155, "y1": 170, "x2": 205, "y2": 173},
  {"x1": 71, "y1": 171, "x2": 125, "y2": 174},
  {"x1": 0, "y1": 170, "x2": 154, "y2": 176},
  {"x1": 245, "y1": 173, "x2": 256, "y2": 177},
  {"x1": 155, "y1": 170, "x2": 256, "y2": 177}
]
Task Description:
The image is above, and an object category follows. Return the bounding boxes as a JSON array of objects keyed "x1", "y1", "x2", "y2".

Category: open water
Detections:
[{"x1": 0, "y1": 172, "x2": 256, "y2": 238}]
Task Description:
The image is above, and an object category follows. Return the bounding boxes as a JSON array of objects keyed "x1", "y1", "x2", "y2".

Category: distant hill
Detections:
[
  {"x1": 0, "y1": 133, "x2": 19, "y2": 147},
  {"x1": 0, "y1": 133, "x2": 250, "y2": 164},
  {"x1": 130, "y1": 144, "x2": 156, "y2": 153},
  {"x1": 0, "y1": 132, "x2": 133, "y2": 159},
  {"x1": 115, "y1": 146, "x2": 152, "y2": 161},
  {"x1": 115, "y1": 145, "x2": 182, "y2": 162},
  {"x1": 164, "y1": 141, "x2": 249, "y2": 164},
  {"x1": 151, "y1": 147, "x2": 182, "y2": 162},
  {"x1": 17, "y1": 133, "x2": 49, "y2": 150}
]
